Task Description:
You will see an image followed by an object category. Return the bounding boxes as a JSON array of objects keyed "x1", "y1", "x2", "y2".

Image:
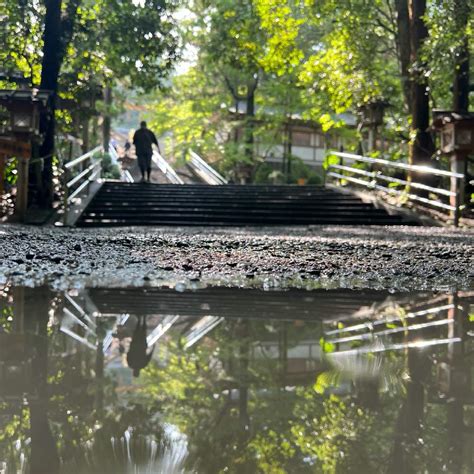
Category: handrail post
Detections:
[
  {"x1": 338, "y1": 154, "x2": 344, "y2": 186},
  {"x1": 450, "y1": 153, "x2": 466, "y2": 227},
  {"x1": 63, "y1": 163, "x2": 70, "y2": 225},
  {"x1": 15, "y1": 156, "x2": 29, "y2": 222},
  {"x1": 0, "y1": 155, "x2": 5, "y2": 197},
  {"x1": 338, "y1": 145, "x2": 345, "y2": 186}
]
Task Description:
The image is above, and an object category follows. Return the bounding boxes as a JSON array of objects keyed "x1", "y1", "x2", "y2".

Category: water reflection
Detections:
[{"x1": 0, "y1": 286, "x2": 473, "y2": 473}]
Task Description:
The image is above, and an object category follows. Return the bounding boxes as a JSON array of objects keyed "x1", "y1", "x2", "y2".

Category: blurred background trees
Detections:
[
  {"x1": 0, "y1": 0, "x2": 471, "y2": 193},
  {"x1": 0, "y1": 0, "x2": 180, "y2": 207},
  {"x1": 149, "y1": 0, "x2": 471, "y2": 183}
]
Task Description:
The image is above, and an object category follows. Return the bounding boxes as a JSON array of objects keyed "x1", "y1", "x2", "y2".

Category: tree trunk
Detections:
[
  {"x1": 36, "y1": 0, "x2": 80, "y2": 208},
  {"x1": 91, "y1": 114, "x2": 99, "y2": 147},
  {"x1": 409, "y1": 0, "x2": 435, "y2": 166},
  {"x1": 284, "y1": 126, "x2": 292, "y2": 183},
  {"x1": 394, "y1": 0, "x2": 412, "y2": 113},
  {"x1": 37, "y1": 0, "x2": 63, "y2": 208},
  {"x1": 81, "y1": 114, "x2": 90, "y2": 154},
  {"x1": 453, "y1": 0, "x2": 470, "y2": 112}
]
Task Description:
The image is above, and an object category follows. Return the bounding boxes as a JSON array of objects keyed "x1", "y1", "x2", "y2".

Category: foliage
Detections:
[
  {"x1": 422, "y1": 0, "x2": 473, "y2": 110},
  {"x1": 150, "y1": 0, "x2": 471, "y2": 180},
  {"x1": 292, "y1": 392, "x2": 390, "y2": 474},
  {"x1": 0, "y1": 0, "x2": 44, "y2": 87},
  {"x1": 149, "y1": 66, "x2": 228, "y2": 160},
  {"x1": 100, "y1": 153, "x2": 121, "y2": 179},
  {"x1": 0, "y1": 0, "x2": 180, "y2": 92}
]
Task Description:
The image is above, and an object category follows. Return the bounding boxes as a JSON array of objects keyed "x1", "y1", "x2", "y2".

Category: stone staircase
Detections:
[{"x1": 76, "y1": 182, "x2": 415, "y2": 226}]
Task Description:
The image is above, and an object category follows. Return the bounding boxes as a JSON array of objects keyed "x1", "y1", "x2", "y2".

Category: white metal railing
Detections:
[
  {"x1": 108, "y1": 144, "x2": 119, "y2": 165},
  {"x1": 152, "y1": 151, "x2": 184, "y2": 184},
  {"x1": 64, "y1": 145, "x2": 102, "y2": 204},
  {"x1": 188, "y1": 149, "x2": 227, "y2": 185},
  {"x1": 108, "y1": 144, "x2": 134, "y2": 183},
  {"x1": 326, "y1": 151, "x2": 466, "y2": 226},
  {"x1": 122, "y1": 169, "x2": 134, "y2": 183}
]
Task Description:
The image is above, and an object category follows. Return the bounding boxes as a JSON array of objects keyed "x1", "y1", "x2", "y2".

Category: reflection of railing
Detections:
[
  {"x1": 60, "y1": 293, "x2": 97, "y2": 350},
  {"x1": 325, "y1": 303, "x2": 455, "y2": 339},
  {"x1": 152, "y1": 151, "x2": 184, "y2": 184},
  {"x1": 329, "y1": 337, "x2": 462, "y2": 356},
  {"x1": 146, "y1": 315, "x2": 180, "y2": 348},
  {"x1": 184, "y1": 316, "x2": 224, "y2": 349},
  {"x1": 326, "y1": 151, "x2": 466, "y2": 226},
  {"x1": 323, "y1": 299, "x2": 465, "y2": 356},
  {"x1": 188, "y1": 150, "x2": 227, "y2": 185}
]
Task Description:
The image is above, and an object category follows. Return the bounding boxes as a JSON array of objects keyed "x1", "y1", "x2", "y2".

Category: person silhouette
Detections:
[
  {"x1": 132, "y1": 121, "x2": 160, "y2": 182},
  {"x1": 127, "y1": 316, "x2": 154, "y2": 377}
]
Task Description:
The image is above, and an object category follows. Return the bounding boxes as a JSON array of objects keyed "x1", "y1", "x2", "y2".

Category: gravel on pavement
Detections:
[{"x1": 0, "y1": 224, "x2": 472, "y2": 291}]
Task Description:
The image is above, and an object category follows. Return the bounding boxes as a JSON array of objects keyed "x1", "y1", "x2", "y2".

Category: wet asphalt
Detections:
[{"x1": 0, "y1": 224, "x2": 472, "y2": 291}]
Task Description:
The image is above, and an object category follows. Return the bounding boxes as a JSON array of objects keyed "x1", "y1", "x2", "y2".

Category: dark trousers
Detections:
[{"x1": 137, "y1": 153, "x2": 152, "y2": 176}]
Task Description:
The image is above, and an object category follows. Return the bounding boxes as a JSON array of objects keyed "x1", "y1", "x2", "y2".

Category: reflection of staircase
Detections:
[
  {"x1": 77, "y1": 182, "x2": 415, "y2": 227},
  {"x1": 88, "y1": 287, "x2": 413, "y2": 321}
]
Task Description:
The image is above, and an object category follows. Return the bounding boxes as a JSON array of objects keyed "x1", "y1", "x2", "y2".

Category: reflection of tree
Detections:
[
  {"x1": 1, "y1": 289, "x2": 472, "y2": 473},
  {"x1": 59, "y1": 404, "x2": 169, "y2": 474},
  {"x1": 140, "y1": 310, "x2": 472, "y2": 474},
  {"x1": 140, "y1": 319, "x2": 319, "y2": 473},
  {"x1": 292, "y1": 391, "x2": 393, "y2": 473},
  {"x1": 388, "y1": 349, "x2": 430, "y2": 474},
  {"x1": 25, "y1": 287, "x2": 60, "y2": 474},
  {"x1": 0, "y1": 289, "x2": 170, "y2": 474}
]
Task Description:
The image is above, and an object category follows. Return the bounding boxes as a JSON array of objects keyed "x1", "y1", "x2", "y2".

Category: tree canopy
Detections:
[
  {"x1": 148, "y1": 0, "x2": 471, "y2": 180},
  {"x1": 0, "y1": 0, "x2": 472, "y2": 197}
]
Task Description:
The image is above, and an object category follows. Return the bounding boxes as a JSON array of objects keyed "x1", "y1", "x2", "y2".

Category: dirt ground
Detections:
[{"x1": 0, "y1": 224, "x2": 472, "y2": 290}]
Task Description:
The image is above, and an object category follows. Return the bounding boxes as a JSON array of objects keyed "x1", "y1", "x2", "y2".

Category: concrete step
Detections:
[{"x1": 76, "y1": 181, "x2": 414, "y2": 227}]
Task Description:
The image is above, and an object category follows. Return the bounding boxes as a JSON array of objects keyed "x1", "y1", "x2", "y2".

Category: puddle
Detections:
[{"x1": 0, "y1": 285, "x2": 473, "y2": 473}]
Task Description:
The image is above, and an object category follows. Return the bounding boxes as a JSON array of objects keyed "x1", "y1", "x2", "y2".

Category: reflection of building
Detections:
[{"x1": 253, "y1": 338, "x2": 321, "y2": 378}]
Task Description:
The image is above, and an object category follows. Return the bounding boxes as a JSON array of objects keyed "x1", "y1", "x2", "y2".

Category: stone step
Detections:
[{"x1": 76, "y1": 181, "x2": 414, "y2": 227}]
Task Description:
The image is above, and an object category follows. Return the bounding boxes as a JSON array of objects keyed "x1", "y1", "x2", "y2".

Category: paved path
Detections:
[{"x1": 0, "y1": 225, "x2": 472, "y2": 290}]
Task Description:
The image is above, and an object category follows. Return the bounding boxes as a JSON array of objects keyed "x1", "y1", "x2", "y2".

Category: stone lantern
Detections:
[
  {"x1": 358, "y1": 100, "x2": 390, "y2": 153},
  {"x1": 433, "y1": 110, "x2": 474, "y2": 225},
  {"x1": 0, "y1": 89, "x2": 51, "y2": 137},
  {"x1": 435, "y1": 115, "x2": 474, "y2": 154},
  {"x1": 0, "y1": 89, "x2": 52, "y2": 220},
  {"x1": 359, "y1": 100, "x2": 388, "y2": 127}
]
